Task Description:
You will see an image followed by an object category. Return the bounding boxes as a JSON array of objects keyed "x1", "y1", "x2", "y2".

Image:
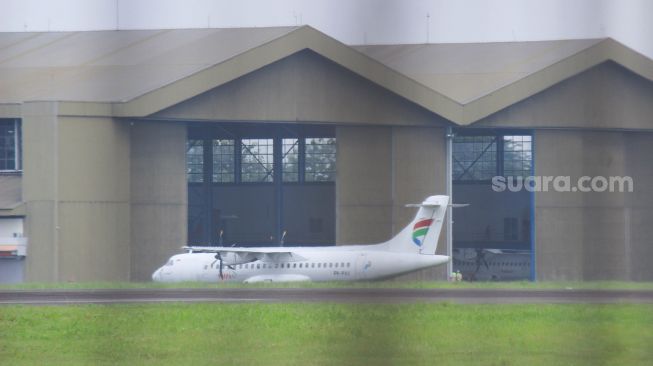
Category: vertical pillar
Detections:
[
  {"x1": 530, "y1": 133, "x2": 536, "y2": 281},
  {"x1": 445, "y1": 126, "x2": 453, "y2": 279},
  {"x1": 274, "y1": 136, "x2": 283, "y2": 245},
  {"x1": 130, "y1": 121, "x2": 187, "y2": 281},
  {"x1": 22, "y1": 102, "x2": 59, "y2": 282},
  {"x1": 202, "y1": 138, "x2": 213, "y2": 245}
]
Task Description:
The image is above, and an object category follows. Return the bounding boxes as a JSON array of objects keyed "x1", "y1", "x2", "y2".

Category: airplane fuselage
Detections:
[
  {"x1": 153, "y1": 195, "x2": 452, "y2": 283},
  {"x1": 152, "y1": 244, "x2": 449, "y2": 283}
]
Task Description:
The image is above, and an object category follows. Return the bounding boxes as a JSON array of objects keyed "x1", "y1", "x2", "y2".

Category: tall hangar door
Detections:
[
  {"x1": 186, "y1": 123, "x2": 336, "y2": 247},
  {"x1": 452, "y1": 130, "x2": 534, "y2": 281}
]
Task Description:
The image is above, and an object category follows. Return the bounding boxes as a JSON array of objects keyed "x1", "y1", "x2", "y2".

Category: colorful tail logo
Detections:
[{"x1": 412, "y1": 219, "x2": 433, "y2": 246}]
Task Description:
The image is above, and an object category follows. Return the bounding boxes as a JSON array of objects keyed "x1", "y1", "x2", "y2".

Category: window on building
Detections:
[
  {"x1": 453, "y1": 135, "x2": 498, "y2": 181},
  {"x1": 305, "y1": 137, "x2": 336, "y2": 182},
  {"x1": 503, "y1": 135, "x2": 532, "y2": 178},
  {"x1": 186, "y1": 139, "x2": 204, "y2": 183},
  {"x1": 282, "y1": 138, "x2": 299, "y2": 182},
  {"x1": 186, "y1": 125, "x2": 337, "y2": 247},
  {"x1": 213, "y1": 139, "x2": 235, "y2": 183},
  {"x1": 0, "y1": 120, "x2": 21, "y2": 171},
  {"x1": 241, "y1": 138, "x2": 274, "y2": 182}
]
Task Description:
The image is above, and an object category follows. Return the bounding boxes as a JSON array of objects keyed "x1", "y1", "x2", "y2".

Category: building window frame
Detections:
[
  {"x1": 304, "y1": 137, "x2": 336, "y2": 183},
  {"x1": 453, "y1": 129, "x2": 532, "y2": 184},
  {"x1": 186, "y1": 139, "x2": 204, "y2": 183},
  {"x1": 186, "y1": 126, "x2": 336, "y2": 185},
  {"x1": 212, "y1": 139, "x2": 235, "y2": 183},
  {"x1": 0, "y1": 119, "x2": 21, "y2": 173}
]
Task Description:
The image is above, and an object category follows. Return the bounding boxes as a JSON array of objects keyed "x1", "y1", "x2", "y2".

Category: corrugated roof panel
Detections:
[
  {"x1": 354, "y1": 39, "x2": 603, "y2": 103},
  {"x1": 0, "y1": 30, "x2": 161, "y2": 67},
  {"x1": 89, "y1": 29, "x2": 217, "y2": 66},
  {"x1": 0, "y1": 27, "x2": 298, "y2": 103},
  {"x1": 0, "y1": 32, "x2": 41, "y2": 52},
  {"x1": 130, "y1": 28, "x2": 297, "y2": 66},
  {"x1": 0, "y1": 27, "x2": 615, "y2": 106},
  {"x1": 0, "y1": 32, "x2": 73, "y2": 65}
]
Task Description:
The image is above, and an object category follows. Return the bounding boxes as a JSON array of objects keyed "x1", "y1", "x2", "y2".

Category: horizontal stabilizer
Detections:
[
  {"x1": 406, "y1": 203, "x2": 469, "y2": 208},
  {"x1": 405, "y1": 195, "x2": 449, "y2": 208},
  {"x1": 405, "y1": 203, "x2": 441, "y2": 208}
]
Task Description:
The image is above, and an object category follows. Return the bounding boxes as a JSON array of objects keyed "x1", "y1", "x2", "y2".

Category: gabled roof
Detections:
[
  {"x1": 0, "y1": 27, "x2": 298, "y2": 103},
  {"x1": 354, "y1": 39, "x2": 604, "y2": 104},
  {"x1": 1, "y1": 26, "x2": 652, "y2": 125}
]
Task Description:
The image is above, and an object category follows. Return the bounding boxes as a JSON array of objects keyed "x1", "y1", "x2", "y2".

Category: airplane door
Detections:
[{"x1": 356, "y1": 253, "x2": 370, "y2": 280}]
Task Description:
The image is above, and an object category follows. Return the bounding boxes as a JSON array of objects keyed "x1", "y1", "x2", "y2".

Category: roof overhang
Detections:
[{"x1": 3, "y1": 27, "x2": 653, "y2": 125}]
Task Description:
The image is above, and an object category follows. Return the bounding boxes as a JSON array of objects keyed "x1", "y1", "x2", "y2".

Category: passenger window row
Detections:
[{"x1": 234, "y1": 262, "x2": 352, "y2": 270}]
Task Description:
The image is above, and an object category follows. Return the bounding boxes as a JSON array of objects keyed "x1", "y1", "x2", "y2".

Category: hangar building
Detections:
[{"x1": 0, "y1": 26, "x2": 652, "y2": 282}]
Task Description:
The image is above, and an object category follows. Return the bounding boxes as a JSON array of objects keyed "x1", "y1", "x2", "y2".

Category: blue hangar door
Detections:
[{"x1": 451, "y1": 130, "x2": 535, "y2": 281}]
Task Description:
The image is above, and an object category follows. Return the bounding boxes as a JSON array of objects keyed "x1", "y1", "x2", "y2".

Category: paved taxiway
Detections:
[{"x1": 1, "y1": 288, "x2": 652, "y2": 305}]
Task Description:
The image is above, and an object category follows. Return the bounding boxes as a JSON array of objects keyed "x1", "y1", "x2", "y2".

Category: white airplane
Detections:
[{"x1": 152, "y1": 195, "x2": 452, "y2": 283}]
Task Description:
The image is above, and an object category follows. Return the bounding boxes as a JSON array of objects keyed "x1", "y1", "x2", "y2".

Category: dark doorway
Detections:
[
  {"x1": 187, "y1": 123, "x2": 336, "y2": 247},
  {"x1": 452, "y1": 130, "x2": 534, "y2": 281}
]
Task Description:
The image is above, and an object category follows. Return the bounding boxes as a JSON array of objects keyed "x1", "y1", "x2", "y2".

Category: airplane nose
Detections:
[{"x1": 152, "y1": 268, "x2": 162, "y2": 282}]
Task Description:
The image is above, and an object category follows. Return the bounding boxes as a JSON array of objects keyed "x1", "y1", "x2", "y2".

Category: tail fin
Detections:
[{"x1": 383, "y1": 195, "x2": 449, "y2": 255}]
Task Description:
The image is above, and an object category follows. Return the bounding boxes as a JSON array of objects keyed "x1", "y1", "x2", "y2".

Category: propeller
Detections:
[
  {"x1": 212, "y1": 251, "x2": 235, "y2": 280},
  {"x1": 214, "y1": 252, "x2": 224, "y2": 280}
]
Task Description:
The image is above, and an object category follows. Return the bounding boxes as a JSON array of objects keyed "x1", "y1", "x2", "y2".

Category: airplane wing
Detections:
[{"x1": 182, "y1": 246, "x2": 307, "y2": 263}]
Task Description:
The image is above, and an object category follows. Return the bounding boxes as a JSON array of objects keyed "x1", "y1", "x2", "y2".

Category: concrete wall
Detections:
[
  {"x1": 22, "y1": 105, "x2": 186, "y2": 282},
  {"x1": 336, "y1": 126, "x2": 393, "y2": 244},
  {"x1": 474, "y1": 62, "x2": 653, "y2": 130},
  {"x1": 535, "y1": 130, "x2": 653, "y2": 281},
  {"x1": 130, "y1": 121, "x2": 187, "y2": 281},
  {"x1": 22, "y1": 102, "x2": 57, "y2": 281},
  {"x1": 154, "y1": 50, "x2": 448, "y2": 127},
  {"x1": 57, "y1": 115, "x2": 131, "y2": 282},
  {"x1": 22, "y1": 102, "x2": 131, "y2": 281},
  {"x1": 336, "y1": 126, "x2": 448, "y2": 280}
]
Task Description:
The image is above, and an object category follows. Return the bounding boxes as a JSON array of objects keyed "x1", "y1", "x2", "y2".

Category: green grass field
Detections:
[
  {"x1": 1, "y1": 303, "x2": 652, "y2": 365},
  {"x1": 3, "y1": 280, "x2": 653, "y2": 290}
]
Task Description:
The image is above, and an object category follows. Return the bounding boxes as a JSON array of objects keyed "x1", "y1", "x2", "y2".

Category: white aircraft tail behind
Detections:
[{"x1": 381, "y1": 195, "x2": 449, "y2": 255}]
